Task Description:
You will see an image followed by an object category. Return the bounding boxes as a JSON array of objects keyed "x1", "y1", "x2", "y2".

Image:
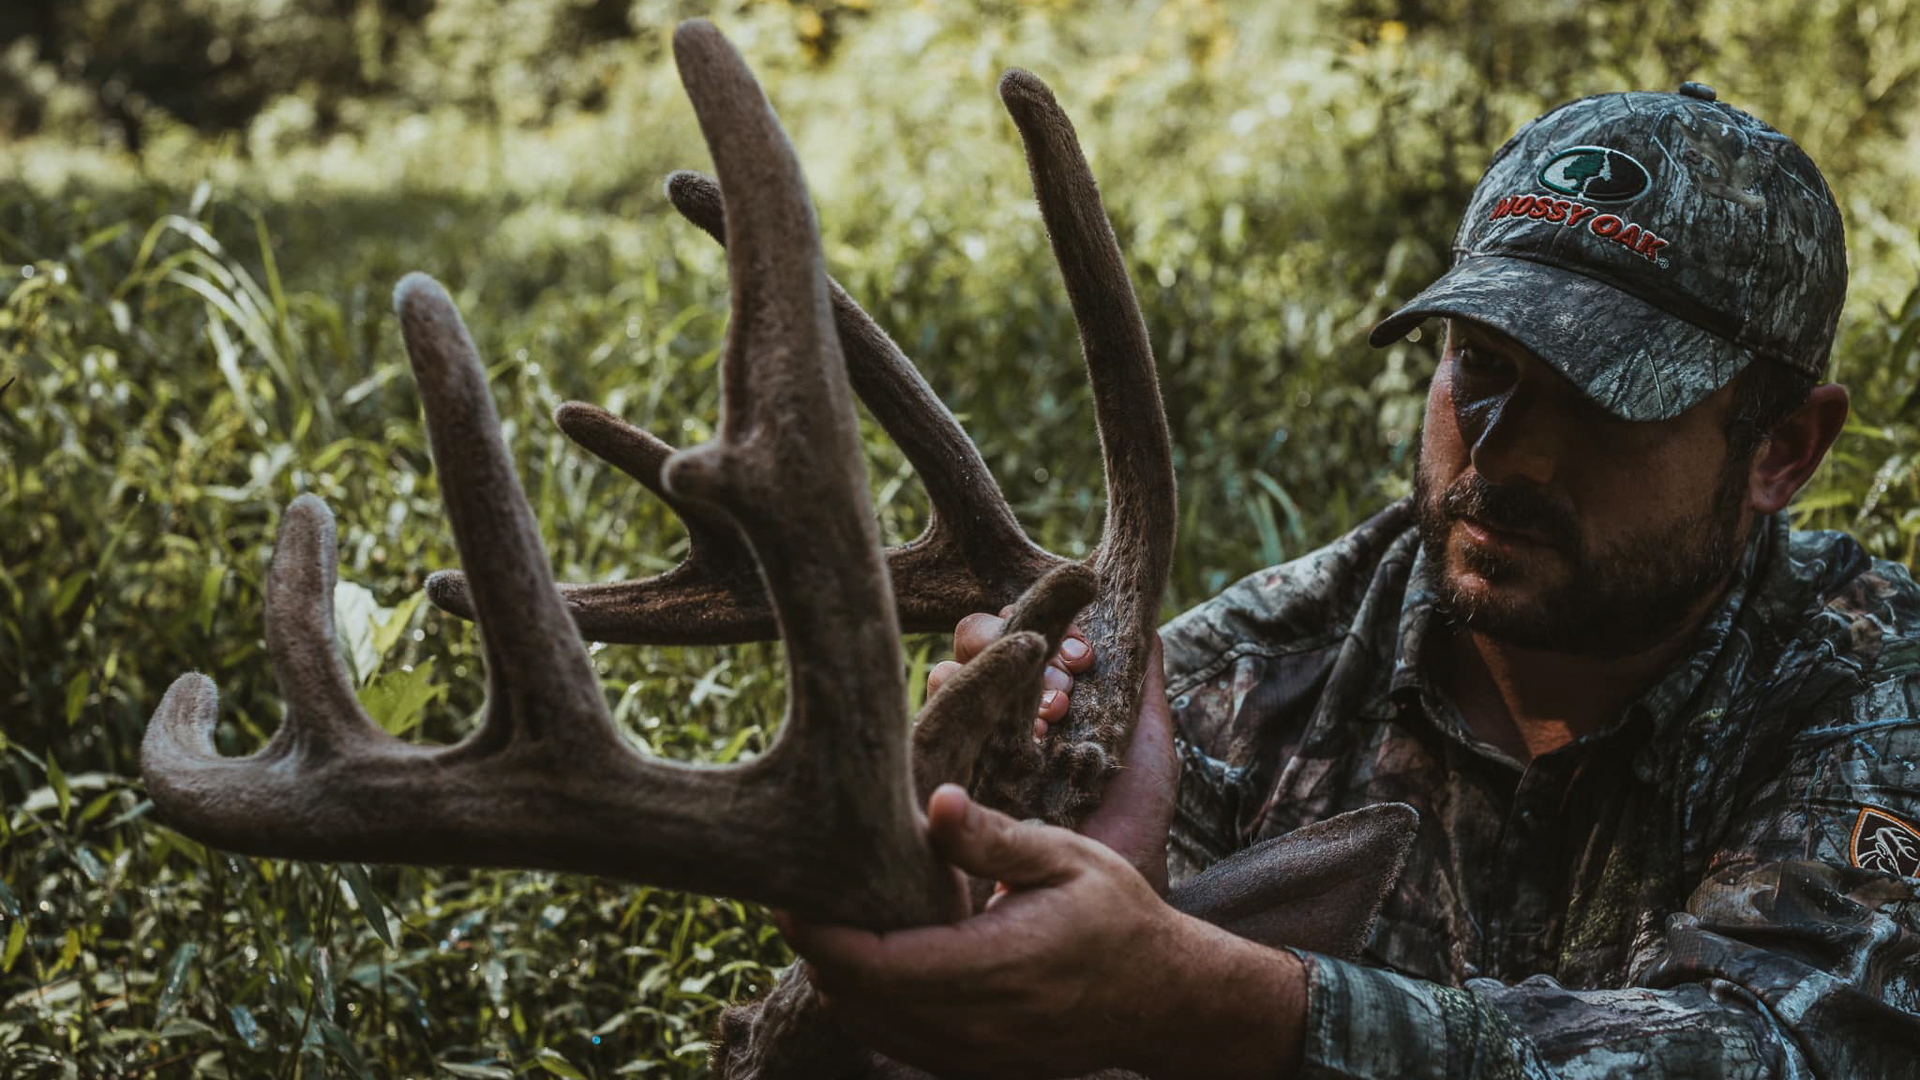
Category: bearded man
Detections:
[{"x1": 779, "y1": 84, "x2": 1920, "y2": 1077}]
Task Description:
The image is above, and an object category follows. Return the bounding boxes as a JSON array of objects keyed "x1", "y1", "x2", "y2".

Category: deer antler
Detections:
[
  {"x1": 139, "y1": 20, "x2": 1099, "y2": 933},
  {"x1": 428, "y1": 69, "x2": 1175, "y2": 829},
  {"x1": 145, "y1": 27, "x2": 1423, "y2": 1079}
]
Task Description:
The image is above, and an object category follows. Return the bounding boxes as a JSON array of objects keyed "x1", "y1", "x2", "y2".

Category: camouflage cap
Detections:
[{"x1": 1369, "y1": 83, "x2": 1847, "y2": 421}]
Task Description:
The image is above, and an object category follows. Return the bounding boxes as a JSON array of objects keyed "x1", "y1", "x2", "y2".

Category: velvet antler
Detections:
[
  {"x1": 139, "y1": 20, "x2": 1100, "y2": 933},
  {"x1": 143, "y1": 26, "x2": 1423, "y2": 1080}
]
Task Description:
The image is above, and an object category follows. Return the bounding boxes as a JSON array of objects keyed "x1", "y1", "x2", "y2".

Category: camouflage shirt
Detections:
[{"x1": 1161, "y1": 498, "x2": 1920, "y2": 1078}]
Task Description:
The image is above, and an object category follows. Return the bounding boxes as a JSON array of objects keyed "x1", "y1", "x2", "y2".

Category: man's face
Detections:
[{"x1": 1414, "y1": 319, "x2": 1753, "y2": 657}]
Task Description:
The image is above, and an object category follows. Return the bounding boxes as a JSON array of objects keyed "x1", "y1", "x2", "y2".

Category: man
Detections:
[{"x1": 779, "y1": 84, "x2": 1920, "y2": 1077}]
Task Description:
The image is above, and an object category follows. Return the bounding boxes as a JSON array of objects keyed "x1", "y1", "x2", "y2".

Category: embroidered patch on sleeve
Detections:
[{"x1": 1850, "y1": 806, "x2": 1920, "y2": 877}]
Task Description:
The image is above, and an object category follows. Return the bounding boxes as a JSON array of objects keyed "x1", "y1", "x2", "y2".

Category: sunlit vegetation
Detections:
[{"x1": 6, "y1": 0, "x2": 1920, "y2": 1075}]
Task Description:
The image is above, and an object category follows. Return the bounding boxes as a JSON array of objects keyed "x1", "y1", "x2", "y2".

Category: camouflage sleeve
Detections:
[
  {"x1": 1281, "y1": 684, "x2": 1920, "y2": 1079},
  {"x1": 1284, "y1": 952, "x2": 1808, "y2": 1079}
]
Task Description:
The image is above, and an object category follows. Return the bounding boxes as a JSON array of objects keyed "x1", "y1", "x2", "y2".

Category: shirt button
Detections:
[{"x1": 1678, "y1": 81, "x2": 1717, "y2": 102}]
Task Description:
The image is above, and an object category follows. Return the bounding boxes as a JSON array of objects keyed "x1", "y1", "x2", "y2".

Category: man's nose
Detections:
[{"x1": 1468, "y1": 388, "x2": 1561, "y2": 487}]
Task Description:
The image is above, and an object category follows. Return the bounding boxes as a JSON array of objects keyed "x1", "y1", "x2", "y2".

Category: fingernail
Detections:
[
  {"x1": 1059, "y1": 637, "x2": 1089, "y2": 662},
  {"x1": 1044, "y1": 666, "x2": 1071, "y2": 691},
  {"x1": 1032, "y1": 717, "x2": 1049, "y2": 739},
  {"x1": 1041, "y1": 689, "x2": 1060, "y2": 710}
]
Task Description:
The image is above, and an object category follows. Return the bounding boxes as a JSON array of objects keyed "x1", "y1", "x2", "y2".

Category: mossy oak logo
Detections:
[
  {"x1": 1850, "y1": 806, "x2": 1920, "y2": 877},
  {"x1": 1539, "y1": 146, "x2": 1651, "y2": 203},
  {"x1": 1487, "y1": 193, "x2": 1670, "y2": 264}
]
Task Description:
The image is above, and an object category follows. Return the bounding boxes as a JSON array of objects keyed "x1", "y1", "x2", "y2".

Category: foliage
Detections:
[{"x1": 3, "y1": 0, "x2": 1920, "y2": 1076}]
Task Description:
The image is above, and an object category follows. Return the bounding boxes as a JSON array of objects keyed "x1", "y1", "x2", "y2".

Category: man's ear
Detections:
[{"x1": 1749, "y1": 384, "x2": 1850, "y2": 515}]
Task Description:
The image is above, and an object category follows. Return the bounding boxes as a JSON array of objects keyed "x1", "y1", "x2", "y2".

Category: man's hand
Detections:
[
  {"x1": 930, "y1": 610, "x2": 1097, "y2": 740},
  {"x1": 780, "y1": 619, "x2": 1306, "y2": 1078},
  {"x1": 1077, "y1": 640, "x2": 1177, "y2": 894},
  {"x1": 780, "y1": 785, "x2": 1306, "y2": 1080},
  {"x1": 926, "y1": 614, "x2": 1178, "y2": 890}
]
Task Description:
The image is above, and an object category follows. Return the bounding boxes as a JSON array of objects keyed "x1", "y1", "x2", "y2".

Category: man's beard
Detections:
[{"x1": 1413, "y1": 455, "x2": 1750, "y2": 658}]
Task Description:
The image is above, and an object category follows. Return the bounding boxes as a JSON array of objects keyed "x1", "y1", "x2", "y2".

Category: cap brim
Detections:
[{"x1": 1368, "y1": 256, "x2": 1752, "y2": 421}]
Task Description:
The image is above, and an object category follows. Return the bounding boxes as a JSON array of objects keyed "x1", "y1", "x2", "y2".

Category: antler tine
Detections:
[
  {"x1": 909, "y1": 562, "x2": 1097, "y2": 800},
  {"x1": 141, "y1": 496, "x2": 410, "y2": 857},
  {"x1": 952, "y1": 71, "x2": 1176, "y2": 829},
  {"x1": 998, "y1": 70, "x2": 1175, "y2": 601},
  {"x1": 266, "y1": 496, "x2": 398, "y2": 749},
  {"x1": 397, "y1": 275, "x2": 614, "y2": 743},
  {"x1": 547, "y1": 401, "x2": 748, "y2": 566},
  {"x1": 659, "y1": 20, "x2": 897, "y2": 706},
  {"x1": 422, "y1": 401, "x2": 771, "y2": 644}
]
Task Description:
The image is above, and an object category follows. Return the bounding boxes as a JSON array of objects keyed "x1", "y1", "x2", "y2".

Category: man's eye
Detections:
[{"x1": 1455, "y1": 347, "x2": 1506, "y2": 377}]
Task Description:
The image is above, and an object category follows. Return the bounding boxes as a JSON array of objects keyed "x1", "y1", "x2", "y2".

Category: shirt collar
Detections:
[{"x1": 1386, "y1": 541, "x2": 1442, "y2": 705}]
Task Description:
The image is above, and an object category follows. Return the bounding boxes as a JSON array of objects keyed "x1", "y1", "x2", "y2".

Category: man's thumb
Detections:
[{"x1": 925, "y1": 784, "x2": 1078, "y2": 890}]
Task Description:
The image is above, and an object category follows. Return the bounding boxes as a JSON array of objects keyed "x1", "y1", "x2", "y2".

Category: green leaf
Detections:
[
  {"x1": 370, "y1": 592, "x2": 423, "y2": 661},
  {"x1": 155, "y1": 941, "x2": 198, "y2": 1021},
  {"x1": 50, "y1": 570, "x2": 88, "y2": 619},
  {"x1": 314, "y1": 943, "x2": 336, "y2": 1018},
  {"x1": 318, "y1": 1018, "x2": 372, "y2": 1078},
  {"x1": 1247, "y1": 489, "x2": 1283, "y2": 566},
  {"x1": 195, "y1": 565, "x2": 223, "y2": 635},
  {"x1": 228, "y1": 1003, "x2": 261, "y2": 1050},
  {"x1": 63, "y1": 669, "x2": 89, "y2": 724},
  {"x1": 1252, "y1": 471, "x2": 1308, "y2": 550},
  {"x1": 56, "y1": 929, "x2": 80, "y2": 974},
  {"x1": 0, "y1": 877, "x2": 19, "y2": 918},
  {"x1": 2, "y1": 920, "x2": 24, "y2": 973},
  {"x1": 157, "y1": 1016, "x2": 220, "y2": 1039},
  {"x1": 46, "y1": 754, "x2": 69, "y2": 820},
  {"x1": 710, "y1": 725, "x2": 759, "y2": 765},
  {"x1": 78, "y1": 789, "x2": 118, "y2": 823},
  {"x1": 339, "y1": 863, "x2": 394, "y2": 947},
  {"x1": 333, "y1": 580, "x2": 382, "y2": 684},
  {"x1": 1792, "y1": 488, "x2": 1858, "y2": 514},
  {"x1": 437, "y1": 1064, "x2": 514, "y2": 1079},
  {"x1": 74, "y1": 220, "x2": 130, "y2": 255},
  {"x1": 530, "y1": 1048, "x2": 588, "y2": 1080},
  {"x1": 73, "y1": 847, "x2": 107, "y2": 884},
  {"x1": 483, "y1": 957, "x2": 506, "y2": 1007},
  {"x1": 104, "y1": 799, "x2": 154, "y2": 828},
  {"x1": 356, "y1": 659, "x2": 446, "y2": 737}
]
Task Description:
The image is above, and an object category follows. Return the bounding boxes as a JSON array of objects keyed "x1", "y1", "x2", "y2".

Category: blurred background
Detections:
[{"x1": 4, "y1": 0, "x2": 1920, "y2": 1076}]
